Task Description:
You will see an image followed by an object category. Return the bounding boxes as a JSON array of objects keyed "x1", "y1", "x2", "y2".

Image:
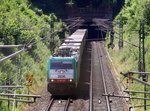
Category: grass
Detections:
[{"x1": 105, "y1": 35, "x2": 150, "y2": 110}]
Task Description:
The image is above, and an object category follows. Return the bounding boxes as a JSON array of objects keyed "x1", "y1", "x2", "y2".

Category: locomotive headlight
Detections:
[
  {"x1": 69, "y1": 79, "x2": 72, "y2": 82},
  {"x1": 51, "y1": 79, "x2": 54, "y2": 82},
  {"x1": 60, "y1": 70, "x2": 64, "y2": 74}
]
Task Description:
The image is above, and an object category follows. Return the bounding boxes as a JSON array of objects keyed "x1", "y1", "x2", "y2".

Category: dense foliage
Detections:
[
  {"x1": 0, "y1": 0, "x2": 67, "y2": 110},
  {"x1": 113, "y1": 0, "x2": 150, "y2": 72},
  {"x1": 107, "y1": 0, "x2": 150, "y2": 110},
  {"x1": 144, "y1": 1, "x2": 150, "y2": 25}
]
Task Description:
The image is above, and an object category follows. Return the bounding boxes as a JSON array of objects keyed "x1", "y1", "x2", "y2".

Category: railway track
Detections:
[
  {"x1": 96, "y1": 42, "x2": 111, "y2": 111},
  {"x1": 45, "y1": 97, "x2": 71, "y2": 111},
  {"x1": 90, "y1": 41, "x2": 111, "y2": 111},
  {"x1": 90, "y1": 41, "x2": 127, "y2": 111}
]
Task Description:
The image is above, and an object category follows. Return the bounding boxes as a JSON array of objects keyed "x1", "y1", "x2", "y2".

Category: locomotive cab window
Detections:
[{"x1": 50, "y1": 61, "x2": 73, "y2": 69}]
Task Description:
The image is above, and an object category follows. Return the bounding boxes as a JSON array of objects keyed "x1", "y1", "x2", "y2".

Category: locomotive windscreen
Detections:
[{"x1": 50, "y1": 61, "x2": 73, "y2": 69}]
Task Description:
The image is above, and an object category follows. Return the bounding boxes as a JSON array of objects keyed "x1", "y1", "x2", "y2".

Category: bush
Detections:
[
  {"x1": 0, "y1": 0, "x2": 67, "y2": 110},
  {"x1": 144, "y1": 1, "x2": 150, "y2": 25}
]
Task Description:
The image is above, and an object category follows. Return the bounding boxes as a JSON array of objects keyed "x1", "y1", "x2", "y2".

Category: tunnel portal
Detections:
[
  {"x1": 65, "y1": 7, "x2": 113, "y2": 40},
  {"x1": 79, "y1": 21, "x2": 107, "y2": 40}
]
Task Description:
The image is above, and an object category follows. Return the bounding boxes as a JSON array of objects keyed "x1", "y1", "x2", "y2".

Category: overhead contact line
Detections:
[
  {"x1": 0, "y1": 17, "x2": 84, "y2": 63},
  {"x1": 0, "y1": 28, "x2": 63, "y2": 63},
  {"x1": 101, "y1": 29, "x2": 139, "y2": 48},
  {"x1": 92, "y1": 18, "x2": 139, "y2": 48}
]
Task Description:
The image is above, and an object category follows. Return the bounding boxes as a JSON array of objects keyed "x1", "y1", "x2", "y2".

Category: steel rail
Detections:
[
  {"x1": 97, "y1": 43, "x2": 111, "y2": 111},
  {"x1": 89, "y1": 44, "x2": 93, "y2": 111},
  {"x1": 45, "y1": 98, "x2": 54, "y2": 111},
  {"x1": 64, "y1": 98, "x2": 70, "y2": 111}
]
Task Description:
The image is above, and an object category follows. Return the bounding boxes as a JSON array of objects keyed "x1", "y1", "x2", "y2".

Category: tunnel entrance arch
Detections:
[
  {"x1": 65, "y1": 7, "x2": 113, "y2": 40},
  {"x1": 79, "y1": 21, "x2": 107, "y2": 40}
]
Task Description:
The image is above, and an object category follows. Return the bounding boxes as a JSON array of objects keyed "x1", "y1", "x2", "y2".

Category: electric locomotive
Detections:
[{"x1": 47, "y1": 29, "x2": 88, "y2": 96}]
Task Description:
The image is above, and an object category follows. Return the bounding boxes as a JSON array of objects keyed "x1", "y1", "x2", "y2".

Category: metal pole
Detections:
[
  {"x1": 138, "y1": 21, "x2": 147, "y2": 110},
  {"x1": 0, "y1": 93, "x2": 41, "y2": 98},
  {"x1": 89, "y1": 46, "x2": 93, "y2": 111},
  {"x1": 0, "y1": 46, "x2": 31, "y2": 62},
  {"x1": 0, "y1": 45, "x2": 24, "y2": 48},
  {"x1": 118, "y1": 14, "x2": 123, "y2": 49},
  {"x1": 108, "y1": 31, "x2": 115, "y2": 49},
  {"x1": 28, "y1": 86, "x2": 29, "y2": 95},
  {"x1": 50, "y1": 14, "x2": 55, "y2": 53},
  {"x1": 0, "y1": 98, "x2": 33, "y2": 103},
  {"x1": 18, "y1": 53, "x2": 22, "y2": 85},
  {"x1": 138, "y1": 21, "x2": 145, "y2": 73},
  {"x1": 128, "y1": 72, "x2": 150, "y2": 74},
  {"x1": 103, "y1": 94, "x2": 150, "y2": 100},
  {"x1": 124, "y1": 90, "x2": 150, "y2": 94},
  {"x1": 0, "y1": 86, "x2": 23, "y2": 88}
]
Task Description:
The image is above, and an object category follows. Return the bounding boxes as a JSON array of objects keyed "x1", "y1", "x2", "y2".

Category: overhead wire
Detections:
[
  {"x1": 0, "y1": 17, "x2": 83, "y2": 88},
  {"x1": 101, "y1": 28, "x2": 139, "y2": 48},
  {"x1": 0, "y1": 17, "x2": 79, "y2": 86},
  {"x1": 0, "y1": 28, "x2": 63, "y2": 62},
  {"x1": 0, "y1": 17, "x2": 84, "y2": 107},
  {"x1": 0, "y1": 23, "x2": 67, "y2": 97},
  {"x1": 92, "y1": 18, "x2": 139, "y2": 48}
]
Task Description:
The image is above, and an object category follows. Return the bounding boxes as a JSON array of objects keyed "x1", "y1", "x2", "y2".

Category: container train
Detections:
[{"x1": 47, "y1": 29, "x2": 88, "y2": 96}]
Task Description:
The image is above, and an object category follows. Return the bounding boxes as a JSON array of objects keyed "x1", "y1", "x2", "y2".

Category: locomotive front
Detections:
[{"x1": 47, "y1": 57, "x2": 77, "y2": 96}]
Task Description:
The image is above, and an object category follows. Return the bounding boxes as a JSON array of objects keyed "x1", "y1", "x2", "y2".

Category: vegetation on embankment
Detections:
[
  {"x1": 106, "y1": 0, "x2": 150, "y2": 110},
  {"x1": 0, "y1": 0, "x2": 67, "y2": 110}
]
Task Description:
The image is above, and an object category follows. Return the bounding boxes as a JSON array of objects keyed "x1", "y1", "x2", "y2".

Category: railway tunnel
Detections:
[
  {"x1": 66, "y1": 6, "x2": 113, "y2": 40},
  {"x1": 79, "y1": 21, "x2": 106, "y2": 40}
]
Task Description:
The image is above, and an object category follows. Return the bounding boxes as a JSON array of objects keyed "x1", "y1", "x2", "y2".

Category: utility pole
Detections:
[
  {"x1": 138, "y1": 21, "x2": 147, "y2": 111},
  {"x1": 108, "y1": 31, "x2": 115, "y2": 49},
  {"x1": 50, "y1": 14, "x2": 55, "y2": 34},
  {"x1": 50, "y1": 14, "x2": 55, "y2": 53},
  {"x1": 118, "y1": 14, "x2": 123, "y2": 49},
  {"x1": 138, "y1": 21, "x2": 145, "y2": 73}
]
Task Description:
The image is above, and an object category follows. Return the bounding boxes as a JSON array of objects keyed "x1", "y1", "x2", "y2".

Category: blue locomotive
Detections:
[{"x1": 47, "y1": 29, "x2": 88, "y2": 96}]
